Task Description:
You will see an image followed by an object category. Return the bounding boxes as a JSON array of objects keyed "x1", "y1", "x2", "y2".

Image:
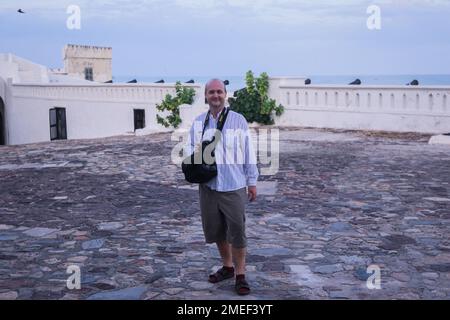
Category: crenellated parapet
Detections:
[{"x1": 63, "y1": 44, "x2": 112, "y2": 60}]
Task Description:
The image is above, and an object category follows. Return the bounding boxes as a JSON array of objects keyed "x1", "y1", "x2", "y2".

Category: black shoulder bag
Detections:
[{"x1": 182, "y1": 108, "x2": 230, "y2": 184}]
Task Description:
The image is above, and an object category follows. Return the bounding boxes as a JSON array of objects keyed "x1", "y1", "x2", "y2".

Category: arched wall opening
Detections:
[{"x1": 0, "y1": 97, "x2": 5, "y2": 145}]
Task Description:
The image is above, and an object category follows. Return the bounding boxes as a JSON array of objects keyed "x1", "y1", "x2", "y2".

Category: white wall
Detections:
[
  {"x1": 0, "y1": 53, "x2": 49, "y2": 83},
  {"x1": 269, "y1": 79, "x2": 450, "y2": 134},
  {"x1": 5, "y1": 73, "x2": 450, "y2": 145},
  {"x1": 179, "y1": 103, "x2": 209, "y2": 130},
  {"x1": 0, "y1": 54, "x2": 19, "y2": 83},
  {"x1": 8, "y1": 83, "x2": 203, "y2": 145},
  {"x1": 0, "y1": 76, "x2": 6, "y2": 100}
]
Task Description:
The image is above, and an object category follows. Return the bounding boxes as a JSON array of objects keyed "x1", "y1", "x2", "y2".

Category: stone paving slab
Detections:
[{"x1": 0, "y1": 128, "x2": 449, "y2": 300}]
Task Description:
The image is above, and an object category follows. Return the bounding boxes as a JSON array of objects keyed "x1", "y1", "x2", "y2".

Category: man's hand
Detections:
[{"x1": 248, "y1": 186, "x2": 257, "y2": 202}]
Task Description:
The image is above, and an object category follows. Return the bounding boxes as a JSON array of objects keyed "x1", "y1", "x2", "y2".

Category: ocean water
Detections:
[{"x1": 113, "y1": 74, "x2": 450, "y2": 93}]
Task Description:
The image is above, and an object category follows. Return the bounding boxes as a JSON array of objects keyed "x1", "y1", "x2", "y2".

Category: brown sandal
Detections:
[
  {"x1": 208, "y1": 267, "x2": 235, "y2": 283},
  {"x1": 235, "y1": 277, "x2": 251, "y2": 295}
]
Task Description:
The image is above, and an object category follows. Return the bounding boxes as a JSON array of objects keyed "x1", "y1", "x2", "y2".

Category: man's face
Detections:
[{"x1": 205, "y1": 80, "x2": 226, "y2": 109}]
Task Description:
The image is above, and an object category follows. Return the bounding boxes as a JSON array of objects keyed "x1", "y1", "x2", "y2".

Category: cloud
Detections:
[
  {"x1": 1, "y1": 0, "x2": 449, "y2": 24},
  {"x1": 0, "y1": 0, "x2": 163, "y2": 20}
]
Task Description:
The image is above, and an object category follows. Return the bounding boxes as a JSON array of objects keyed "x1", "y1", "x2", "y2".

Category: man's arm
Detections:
[
  {"x1": 241, "y1": 117, "x2": 259, "y2": 201},
  {"x1": 184, "y1": 116, "x2": 203, "y2": 158}
]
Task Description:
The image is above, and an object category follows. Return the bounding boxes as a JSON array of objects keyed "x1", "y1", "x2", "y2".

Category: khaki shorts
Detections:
[{"x1": 199, "y1": 184, "x2": 248, "y2": 248}]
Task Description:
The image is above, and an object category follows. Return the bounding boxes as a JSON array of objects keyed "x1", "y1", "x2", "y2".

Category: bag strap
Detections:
[
  {"x1": 201, "y1": 107, "x2": 230, "y2": 137},
  {"x1": 201, "y1": 110, "x2": 211, "y2": 138},
  {"x1": 216, "y1": 107, "x2": 230, "y2": 132}
]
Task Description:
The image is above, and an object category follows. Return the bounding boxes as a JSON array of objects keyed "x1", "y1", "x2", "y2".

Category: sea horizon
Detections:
[{"x1": 113, "y1": 74, "x2": 450, "y2": 92}]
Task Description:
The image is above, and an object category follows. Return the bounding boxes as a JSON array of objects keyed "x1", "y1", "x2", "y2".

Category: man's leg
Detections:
[
  {"x1": 217, "y1": 188, "x2": 250, "y2": 295},
  {"x1": 233, "y1": 245, "x2": 250, "y2": 295},
  {"x1": 232, "y1": 246, "x2": 246, "y2": 275},
  {"x1": 216, "y1": 242, "x2": 246, "y2": 274},
  {"x1": 208, "y1": 241, "x2": 235, "y2": 283},
  {"x1": 216, "y1": 241, "x2": 233, "y2": 267},
  {"x1": 217, "y1": 188, "x2": 248, "y2": 275}
]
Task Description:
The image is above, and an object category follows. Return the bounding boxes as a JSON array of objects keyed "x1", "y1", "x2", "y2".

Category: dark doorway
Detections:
[
  {"x1": 134, "y1": 109, "x2": 145, "y2": 131},
  {"x1": 84, "y1": 67, "x2": 93, "y2": 81},
  {"x1": 49, "y1": 107, "x2": 67, "y2": 141},
  {"x1": 0, "y1": 97, "x2": 4, "y2": 145}
]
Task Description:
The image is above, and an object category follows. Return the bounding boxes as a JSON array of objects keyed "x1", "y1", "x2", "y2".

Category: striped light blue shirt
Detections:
[{"x1": 185, "y1": 107, "x2": 259, "y2": 192}]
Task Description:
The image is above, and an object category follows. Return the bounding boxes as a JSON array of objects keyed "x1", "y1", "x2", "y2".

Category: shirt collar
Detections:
[{"x1": 209, "y1": 105, "x2": 227, "y2": 120}]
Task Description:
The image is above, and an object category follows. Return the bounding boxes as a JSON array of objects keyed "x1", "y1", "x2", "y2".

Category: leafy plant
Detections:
[
  {"x1": 229, "y1": 71, "x2": 284, "y2": 125},
  {"x1": 156, "y1": 81, "x2": 196, "y2": 128}
]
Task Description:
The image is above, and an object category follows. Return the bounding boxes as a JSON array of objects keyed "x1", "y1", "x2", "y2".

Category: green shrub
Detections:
[
  {"x1": 229, "y1": 71, "x2": 284, "y2": 125},
  {"x1": 156, "y1": 81, "x2": 196, "y2": 128}
]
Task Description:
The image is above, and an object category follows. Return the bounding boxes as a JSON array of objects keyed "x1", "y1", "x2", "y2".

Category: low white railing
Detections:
[
  {"x1": 268, "y1": 77, "x2": 450, "y2": 133},
  {"x1": 278, "y1": 85, "x2": 450, "y2": 116}
]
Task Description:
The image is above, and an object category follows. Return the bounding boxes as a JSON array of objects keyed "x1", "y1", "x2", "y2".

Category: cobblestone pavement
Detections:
[{"x1": 0, "y1": 128, "x2": 449, "y2": 300}]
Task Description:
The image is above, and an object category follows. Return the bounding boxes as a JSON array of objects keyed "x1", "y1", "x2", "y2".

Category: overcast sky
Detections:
[{"x1": 1, "y1": 0, "x2": 449, "y2": 77}]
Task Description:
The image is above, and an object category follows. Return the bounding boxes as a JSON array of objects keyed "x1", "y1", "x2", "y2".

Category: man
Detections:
[{"x1": 186, "y1": 79, "x2": 258, "y2": 295}]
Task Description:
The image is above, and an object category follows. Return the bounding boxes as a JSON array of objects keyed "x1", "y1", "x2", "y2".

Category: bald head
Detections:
[
  {"x1": 205, "y1": 78, "x2": 227, "y2": 94},
  {"x1": 204, "y1": 78, "x2": 227, "y2": 110}
]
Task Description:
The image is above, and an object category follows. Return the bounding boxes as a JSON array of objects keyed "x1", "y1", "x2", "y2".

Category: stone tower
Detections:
[{"x1": 63, "y1": 44, "x2": 112, "y2": 83}]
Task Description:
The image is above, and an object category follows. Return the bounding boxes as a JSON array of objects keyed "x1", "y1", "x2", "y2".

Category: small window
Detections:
[
  {"x1": 134, "y1": 109, "x2": 145, "y2": 131},
  {"x1": 84, "y1": 67, "x2": 93, "y2": 81},
  {"x1": 49, "y1": 107, "x2": 67, "y2": 140}
]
